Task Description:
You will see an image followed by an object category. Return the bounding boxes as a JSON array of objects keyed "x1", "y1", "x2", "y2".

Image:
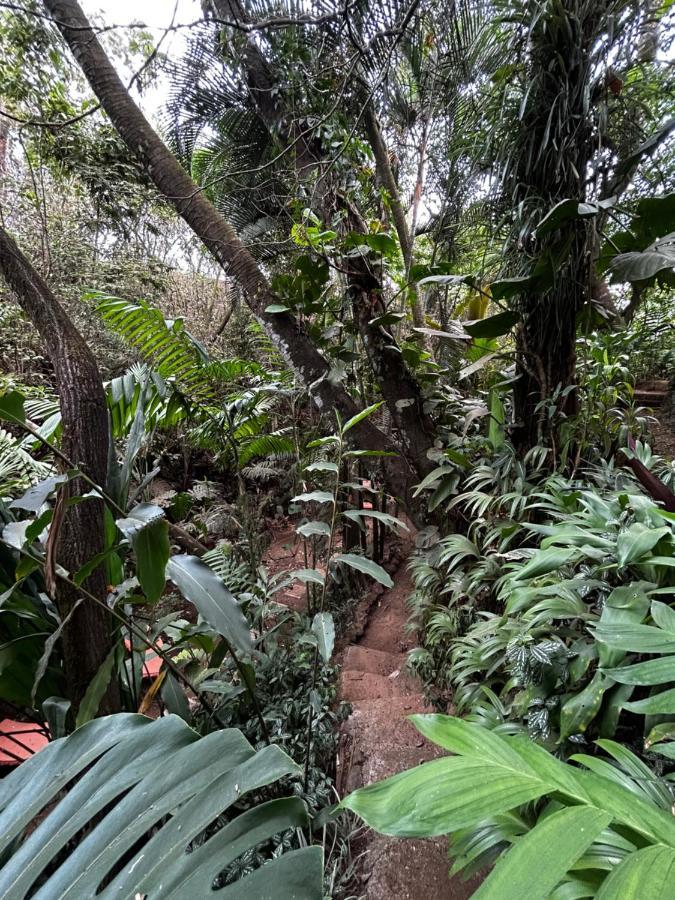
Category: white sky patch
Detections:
[{"x1": 80, "y1": 0, "x2": 203, "y2": 119}]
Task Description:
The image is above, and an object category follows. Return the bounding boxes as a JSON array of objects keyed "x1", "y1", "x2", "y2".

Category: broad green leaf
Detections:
[
  {"x1": 342, "y1": 509, "x2": 409, "y2": 532},
  {"x1": 291, "y1": 568, "x2": 325, "y2": 585},
  {"x1": 296, "y1": 521, "x2": 331, "y2": 538},
  {"x1": 369, "y1": 311, "x2": 405, "y2": 326},
  {"x1": 645, "y1": 723, "x2": 675, "y2": 748},
  {"x1": 610, "y1": 235, "x2": 675, "y2": 285},
  {"x1": 474, "y1": 806, "x2": 611, "y2": 900},
  {"x1": 596, "y1": 583, "x2": 652, "y2": 668},
  {"x1": 341, "y1": 755, "x2": 548, "y2": 837},
  {"x1": 513, "y1": 548, "x2": 577, "y2": 581},
  {"x1": 32, "y1": 600, "x2": 82, "y2": 706},
  {"x1": 595, "y1": 845, "x2": 675, "y2": 899},
  {"x1": 160, "y1": 671, "x2": 191, "y2": 723},
  {"x1": 341, "y1": 401, "x2": 384, "y2": 434},
  {"x1": 560, "y1": 672, "x2": 612, "y2": 739},
  {"x1": 343, "y1": 449, "x2": 397, "y2": 458},
  {"x1": 592, "y1": 623, "x2": 675, "y2": 654},
  {"x1": 603, "y1": 657, "x2": 675, "y2": 685},
  {"x1": 311, "y1": 612, "x2": 335, "y2": 663},
  {"x1": 534, "y1": 198, "x2": 606, "y2": 238},
  {"x1": 464, "y1": 310, "x2": 520, "y2": 339},
  {"x1": 42, "y1": 697, "x2": 70, "y2": 740},
  {"x1": 413, "y1": 465, "x2": 452, "y2": 496},
  {"x1": 334, "y1": 553, "x2": 393, "y2": 587},
  {"x1": 265, "y1": 304, "x2": 290, "y2": 313},
  {"x1": 166, "y1": 556, "x2": 252, "y2": 654},
  {"x1": 291, "y1": 491, "x2": 334, "y2": 504},
  {"x1": 616, "y1": 524, "x2": 668, "y2": 567},
  {"x1": 117, "y1": 504, "x2": 169, "y2": 603},
  {"x1": 623, "y1": 687, "x2": 675, "y2": 715},
  {"x1": 304, "y1": 460, "x2": 338, "y2": 474},
  {"x1": 9, "y1": 475, "x2": 68, "y2": 513},
  {"x1": 75, "y1": 646, "x2": 117, "y2": 729},
  {"x1": 651, "y1": 600, "x2": 675, "y2": 632},
  {"x1": 0, "y1": 714, "x2": 320, "y2": 899},
  {"x1": 215, "y1": 847, "x2": 323, "y2": 900},
  {"x1": 652, "y1": 742, "x2": 675, "y2": 760},
  {"x1": 0, "y1": 390, "x2": 25, "y2": 425}
]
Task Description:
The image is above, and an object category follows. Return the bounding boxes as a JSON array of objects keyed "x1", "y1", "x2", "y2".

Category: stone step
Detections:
[{"x1": 343, "y1": 644, "x2": 406, "y2": 676}]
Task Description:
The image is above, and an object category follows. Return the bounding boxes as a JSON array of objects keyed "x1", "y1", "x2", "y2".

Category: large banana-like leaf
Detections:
[
  {"x1": 341, "y1": 715, "x2": 675, "y2": 898},
  {"x1": 0, "y1": 713, "x2": 322, "y2": 899}
]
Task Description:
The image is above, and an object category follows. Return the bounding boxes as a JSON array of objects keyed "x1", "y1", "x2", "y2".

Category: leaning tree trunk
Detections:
[
  {"x1": 0, "y1": 228, "x2": 119, "y2": 717},
  {"x1": 44, "y1": 0, "x2": 422, "y2": 507}
]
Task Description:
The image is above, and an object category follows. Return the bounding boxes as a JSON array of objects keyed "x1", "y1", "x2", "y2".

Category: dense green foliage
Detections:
[{"x1": 0, "y1": 0, "x2": 673, "y2": 896}]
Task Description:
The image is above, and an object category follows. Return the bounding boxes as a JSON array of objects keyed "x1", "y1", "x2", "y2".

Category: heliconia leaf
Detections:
[
  {"x1": 464, "y1": 310, "x2": 520, "y2": 339},
  {"x1": 9, "y1": 475, "x2": 68, "y2": 513},
  {"x1": 311, "y1": 612, "x2": 335, "y2": 663},
  {"x1": 291, "y1": 491, "x2": 334, "y2": 504},
  {"x1": 341, "y1": 401, "x2": 384, "y2": 434},
  {"x1": 296, "y1": 521, "x2": 331, "y2": 538},
  {"x1": 594, "y1": 845, "x2": 675, "y2": 899},
  {"x1": 473, "y1": 806, "x2": 611, "y2": 900},
  {"x1": 342, "y1": 509, "x2": 409, "y2": 532},
  {"x1": 117, "y1": 504, "x2": 169, "y2": 603},
  {"x1": 166, "y1": 556, "x2": 252, "y2": 655},
  {"x1": 304, "y1": 461, "x2": 339, "y2": 473},
  {"x1": 333, "y1": 554, "x2": 393, "y2": 587},
  {"x1": 291, "y1": 568, "x2": 325, "y2": 586}
]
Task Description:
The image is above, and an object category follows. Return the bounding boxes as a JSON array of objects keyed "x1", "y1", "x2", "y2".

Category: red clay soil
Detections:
[{"x1": 337, "y1": 551, "x2": 481, "y2": 900}]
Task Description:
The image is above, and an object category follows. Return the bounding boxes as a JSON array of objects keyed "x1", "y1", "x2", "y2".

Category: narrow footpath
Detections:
[{"x1": 337, "y1": 556, "x2": 481, "y2": 900}]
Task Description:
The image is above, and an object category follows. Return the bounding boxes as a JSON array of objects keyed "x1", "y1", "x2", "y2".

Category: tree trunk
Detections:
[
  {"x1": 0, "y1": 227, "x2": 119, "y2": 718},
  {"x1": 513, "y1": 293, "x2": 579, "y2": 451},
  {"x1": 44, "y1": 0, "x2": 421, "y2": 506}
]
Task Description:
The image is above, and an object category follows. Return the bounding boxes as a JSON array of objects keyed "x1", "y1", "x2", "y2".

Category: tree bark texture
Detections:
[
  {"x1": 44, "y1": 0, "x2": 424, "y2": 505},
  {"x1": 0, "y1": 227, "x2": 119, "y2": 717}
]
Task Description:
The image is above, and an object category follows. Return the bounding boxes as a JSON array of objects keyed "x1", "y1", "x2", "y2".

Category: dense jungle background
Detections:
[{"x1": 0, "y1": 1, "x2": 674, "y2": 897}]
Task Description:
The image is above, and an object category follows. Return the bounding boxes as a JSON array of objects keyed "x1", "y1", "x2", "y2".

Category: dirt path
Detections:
[{"x1": 337, "y1": 555, "x2": 480, "y2": 900}]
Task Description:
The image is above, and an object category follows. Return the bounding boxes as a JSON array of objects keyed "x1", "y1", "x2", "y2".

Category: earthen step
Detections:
[
  {"x1": 634, "y1": 390, "x2": 667, "y2": 406},
  {"x1": 341, "y1": 670, "x2": 416, "y2": 702},
  {"x1": 362, "y1": 835, "x2": 482, "y2": 900},
  {"x1": 343, "y1": 644, "x2": 406, "y2": 676}
]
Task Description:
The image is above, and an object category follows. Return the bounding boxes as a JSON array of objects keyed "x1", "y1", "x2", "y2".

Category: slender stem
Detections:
[
  {"x1": 221, "y1": 637, "x2": 271, "y2": 745},
  {"x1": 303, "y1": 430, "x2": 343, "y2": 790}
]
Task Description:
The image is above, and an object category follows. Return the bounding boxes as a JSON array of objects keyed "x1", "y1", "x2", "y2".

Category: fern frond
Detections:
[{"x1": 91, "y1": 293, "x2": 213, "y2": 401}]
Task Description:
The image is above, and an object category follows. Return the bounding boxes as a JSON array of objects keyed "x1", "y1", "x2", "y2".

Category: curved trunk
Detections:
[
  {"x1": 0, "y1": 227, "x2": 119, "y2": 717},
  {"x1": 44, "y1": 0, "x2": 422, "y2": 507}
]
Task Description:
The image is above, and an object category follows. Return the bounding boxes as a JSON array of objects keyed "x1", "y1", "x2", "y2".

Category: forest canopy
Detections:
[{"x1": 0, "y1": 1, "x2": 673, "y2": 898}]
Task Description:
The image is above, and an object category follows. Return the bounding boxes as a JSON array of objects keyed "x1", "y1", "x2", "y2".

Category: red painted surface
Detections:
[
  {"x1": 124, "y1": 639, "x2": 165, "y2": 678},
  {"x1": 0, "y1": 719, "x2": 48, "y2": 765}
]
